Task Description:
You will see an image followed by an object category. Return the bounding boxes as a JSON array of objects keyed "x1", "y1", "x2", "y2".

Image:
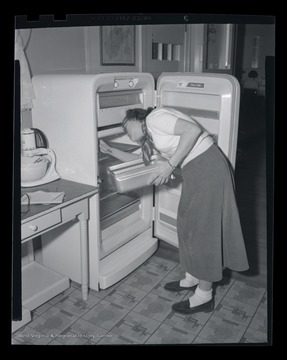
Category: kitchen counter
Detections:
[
  {"x1": 21, "y1": 179, "x2": 98, "y2": 221},
  {"x1": 13, "y1": 179, "x2": 98, "y2": 333}
]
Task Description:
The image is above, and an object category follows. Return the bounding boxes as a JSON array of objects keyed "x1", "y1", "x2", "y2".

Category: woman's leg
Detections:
[
  {"x1": 180, "y1": 272, "x2": 199, "y2": 287},
  {"x1": 198, "y1": 280, "x2": 212, "y2": 292},
  {"x1": 182, "y1": 278, "x2": 213, "y2": 308},
  {"x1": 188, "y1": 280, "x2": 213, "y2": 308},
  {"x1": 171, "y1": 279, "x2": 214, "y2": 314}
]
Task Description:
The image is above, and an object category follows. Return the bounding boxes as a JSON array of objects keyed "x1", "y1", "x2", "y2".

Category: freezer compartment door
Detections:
[
  {"x1": 154, "y1": 73, "x2": 240, "y2": 247},
  {"x1": 94, "y1": 72, "x2": 155, "y2": 128}
]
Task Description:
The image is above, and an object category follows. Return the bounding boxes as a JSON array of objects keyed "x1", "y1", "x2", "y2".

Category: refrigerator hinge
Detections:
[{"x1": 154, "y1": 90, "x2": 158, "y2": 108}]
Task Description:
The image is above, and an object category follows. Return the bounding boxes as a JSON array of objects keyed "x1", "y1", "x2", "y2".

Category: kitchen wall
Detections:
[
  {"x1": 21, "y1": 24, "x2": 186, "y2": 127},
  {"x1": 240, "y1": 24, "x2": 275, "y2": 95},
  {"x1": 24, "y1": 25, "x2": 186, "y2": 78},
  {"x1": 22, "y1": 23, "x2": 275, "y2": 81},
  {"x1": 141, "y1": 24, "x2": 186, "y2": 80},
  {"x1": 25, "y1": 27, "x2": 87, "y2": 75},
  {"x1": 21, "y1": 25, "x2": 143, "y2": 127},
  {"x1": 19, "y1": 23, "x2": 275, "y2": 127}
]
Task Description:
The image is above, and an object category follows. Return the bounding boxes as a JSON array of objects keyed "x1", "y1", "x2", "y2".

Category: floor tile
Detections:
[
  {"x1": 62, "y1": 317, "x2": 108, "y2": 343},
  {"x1": 110, "y1": 311, "x2": 161, "y2": 344},
  {"x1": 192, "y1": 336, "x2": 213, "y2": 344},
  {"x1": 151, "y1": 282, "x2": 187, "y2": 302},
  {"x1": 132, "y1": 292, "x2": 173, "y2": 322},
  {"x1": 70, "y1": 280, "x2": 81, "y2": 289},
  {"x1": 214, "y1": 276, "x2": 235, "y2": 296},
  {"x1": 197, "y1": 315, "x2": 247, "y2": 343},
  {"x1": 12, "y1": 325, "x2": 53, "y2": 345},
  {"x1": 81, "y1": 299, "x2": 129, "y2": 331},
  {"x1": 12, "y1": 252, "x2": 270, "y2": 345},
  {"x1": 122, "y1": 267, "x2": 164, "y2": 292},
  {"x1": 32, "y1": 302, "x2": 54, "y2": 318},
  {"x1": 240, "y1": 328, "x2": 268, "y2": 343},
  {"x1": 11, "y1": 338, "x2": 22, "y2": 345},
  {"x1": 51, "y1": 330, "x2": 95, "y2": 345},
  {"x1": 89, "y1": 281, "x2": 123, "y2": 299},
  {"x1": 104, "y1": 283, "x2": 148, "y2": 310},
  {"x1": 49, "y1": 339, "x2": 68, "y2": 345},
  {"x1": 97, "y1": 331, "x2": 138, "y2": 345},
  {"x1": 25, "y1": 305, "x2": 79, "y2": 337},
  {"x1": 54, "y1": 288, "x2": 102, "y2": 317},
  {"x1": 163, "y1": 293, "x2": 223, "y2": 337},
  {"x1": 163, "y1": 311, "x2": 206, "y2": 337},
  {"x1": 259, "y1": 292, "x2": 267, "y2": 309},
  {"x1": 164, "y1": 264, "x2": 186, "y2": 281},
  {"x1": 225, "y1": 280, "x2": 266, "y2": 306},
  {"x1": 48, "y1": 286, "x2": 76, "y2": 305},
  {"x1": 146, "y1": 323, "x2": 195, "y2": 344},
  {"x1": 248, "y1": 305, "x2": 268, "y2": 333},
  {"x1": 213, "y1": 297, "x2": 257, "y2": 327},
  {"x1": 141, "y1": 256, "x2": 178, "y2": 276}
]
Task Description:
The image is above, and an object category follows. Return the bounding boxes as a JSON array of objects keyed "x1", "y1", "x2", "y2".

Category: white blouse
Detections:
[{"x1": 146, "y1": 107, "x2": 214, "y2": 168}]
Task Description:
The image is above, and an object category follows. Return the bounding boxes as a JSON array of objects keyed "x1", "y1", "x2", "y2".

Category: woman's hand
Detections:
[
  {"x1": 99, "y1": 140, "x2": 113, "y2": 154},
  {"x1": 147, "y1": 160, "x2": 174, "y2": 186}
]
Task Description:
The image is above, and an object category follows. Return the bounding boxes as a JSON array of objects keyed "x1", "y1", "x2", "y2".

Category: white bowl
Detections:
[{"x1": 21, "y1": 156, "x2": 48, "y2": 182}]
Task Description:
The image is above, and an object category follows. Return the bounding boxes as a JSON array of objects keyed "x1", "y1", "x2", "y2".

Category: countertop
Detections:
[{"x1": 21, "y1": 179, "x2": 98, "y2": 221}]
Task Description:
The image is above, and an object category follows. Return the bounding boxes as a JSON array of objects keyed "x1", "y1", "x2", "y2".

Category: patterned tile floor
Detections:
[{"x1": 12, "y1": 255, "x2": 268, "y2": 345}]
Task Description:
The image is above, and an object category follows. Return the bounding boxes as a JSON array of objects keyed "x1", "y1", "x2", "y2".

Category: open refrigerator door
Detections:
[{"x1": 153, "y1": 72, "x2": 240, "y2": 247}]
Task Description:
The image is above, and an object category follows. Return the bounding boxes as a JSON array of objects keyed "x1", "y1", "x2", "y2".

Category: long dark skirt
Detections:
[{"x1": 177, "y1": 144, "x2": 249, "y2": 282}]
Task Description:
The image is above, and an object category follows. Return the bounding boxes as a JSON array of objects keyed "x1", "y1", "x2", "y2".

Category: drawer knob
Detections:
[{"x1": 29, "y1": 224, "x2": 38, "y2": 231}]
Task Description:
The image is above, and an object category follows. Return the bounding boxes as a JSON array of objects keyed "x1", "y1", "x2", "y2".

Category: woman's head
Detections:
[{"x1": 122, "y1": 108, "x2": 154, "y2": 143}]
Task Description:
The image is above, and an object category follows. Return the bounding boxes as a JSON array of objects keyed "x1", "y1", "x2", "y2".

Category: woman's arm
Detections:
[
  {"x1": 148, "y1": 118, "x2": 202, "y2": 186},
  {"x1": 168, "y1": 118, "x2": 203, "y2": 168},
  {"x1": 100, "y1": 140, "x2": 141, "y2": 162}
]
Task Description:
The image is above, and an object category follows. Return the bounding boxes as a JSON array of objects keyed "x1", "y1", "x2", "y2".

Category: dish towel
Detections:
[{"x1": 21, "y1": 191, "x2": 65, "y2": 205}]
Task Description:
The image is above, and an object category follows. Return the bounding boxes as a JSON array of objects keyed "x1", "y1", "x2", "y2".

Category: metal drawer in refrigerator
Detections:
[{"x1": 109, "y1": 156, "x2": 159, "y2": 193}]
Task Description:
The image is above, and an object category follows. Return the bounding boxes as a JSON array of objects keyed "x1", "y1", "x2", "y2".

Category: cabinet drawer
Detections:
[{"x1": 22, "y1": 210, "x2": 61, "y2": 240}]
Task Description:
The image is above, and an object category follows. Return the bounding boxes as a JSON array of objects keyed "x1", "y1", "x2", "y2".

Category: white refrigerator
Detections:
[{"x1": 31, "y1": 72, "x2": 240, "y2": 291}]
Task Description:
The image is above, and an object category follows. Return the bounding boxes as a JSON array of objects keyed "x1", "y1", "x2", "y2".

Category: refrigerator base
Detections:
[{"x1": 99, "y1": 230, "x2": 158, "y2": 289}]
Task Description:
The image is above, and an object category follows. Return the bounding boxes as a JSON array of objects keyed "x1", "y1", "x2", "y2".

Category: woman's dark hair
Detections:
[{"x1": 122, "y1": 107, "x2": 154, "y2": 132}]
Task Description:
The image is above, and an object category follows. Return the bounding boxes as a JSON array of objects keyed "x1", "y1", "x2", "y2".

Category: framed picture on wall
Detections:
[{"x1": 101, "y1": 25, "x2": 136, "y2": 65}]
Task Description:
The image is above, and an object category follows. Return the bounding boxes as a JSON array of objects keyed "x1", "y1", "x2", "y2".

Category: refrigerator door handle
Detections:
[{"x1": 154, "y1": 90, "x2": 158, "y2": 108}]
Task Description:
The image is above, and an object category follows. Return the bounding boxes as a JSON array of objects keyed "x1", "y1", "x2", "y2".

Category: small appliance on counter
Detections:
[{"x1": 21, "y1": 128, "x2": 60, "y2": 187}]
